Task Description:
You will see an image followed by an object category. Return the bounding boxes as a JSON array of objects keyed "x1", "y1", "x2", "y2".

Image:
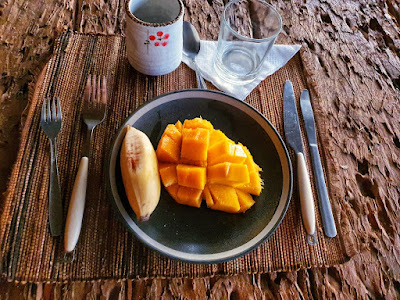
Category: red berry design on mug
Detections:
[{"x1": 145, "y1": 31, "x2": 170, "y2": 49}]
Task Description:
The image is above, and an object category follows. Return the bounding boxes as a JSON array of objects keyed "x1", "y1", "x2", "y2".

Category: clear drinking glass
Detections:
[{"x1": 214, "y1": 0, "x2": 282, "y2": 84}]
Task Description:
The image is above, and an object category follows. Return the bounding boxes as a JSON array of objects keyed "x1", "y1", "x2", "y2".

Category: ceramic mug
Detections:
[{"x1": 125, "y1": 0, "x2": 184, "y2": 76}]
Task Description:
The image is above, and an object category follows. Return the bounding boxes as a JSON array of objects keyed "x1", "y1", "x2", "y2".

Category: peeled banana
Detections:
[{"x1": 120, "y1": 125, "x2": 161, "y2": 221}]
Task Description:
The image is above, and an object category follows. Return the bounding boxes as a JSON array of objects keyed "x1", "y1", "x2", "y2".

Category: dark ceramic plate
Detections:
[{"x1": 107, "y1": 89, "x2": 292, "y2": 264}]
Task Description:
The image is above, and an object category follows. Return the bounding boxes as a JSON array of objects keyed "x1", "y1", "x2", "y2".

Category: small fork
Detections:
[
  {"x1": 64, "y1": 75, "x2": 107, "y2": 257},
  {"x1": 41, "y1": 97, "x2": 63, "y2": 237}
]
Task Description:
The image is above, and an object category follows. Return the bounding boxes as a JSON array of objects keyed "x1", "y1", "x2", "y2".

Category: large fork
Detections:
[
  {"x1": 64, "y1": 75, "x2": 107, "y2": 256},
  {"x1": 41, "y1": 97, "x2": 63, "y2": 237}
]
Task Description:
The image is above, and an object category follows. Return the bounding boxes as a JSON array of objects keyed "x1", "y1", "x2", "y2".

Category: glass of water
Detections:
[{"x1": 214, "y1": 0, "x2": 282, "y2": 84}]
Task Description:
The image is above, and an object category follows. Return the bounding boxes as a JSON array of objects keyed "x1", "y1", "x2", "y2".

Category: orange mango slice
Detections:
[
  {"x1": 240, "y1": 143, "x2": 262, "y2": 173},
  {"x1": 236, "y1": 189, "x2": 255, "y2": 213},
  {"x1": 183, "y1": 117, "x2": 214, "y2": 131},
  {"x1": 203, "y1": 185, "x2": 214, "y2": 208},
  {"x1": 208, "y1": 184, "x2": 240, "y2": 213},
  {"x1": 159, "y1": 163, "x2": 178, "y2": 187},
  {"x1": 235, "y1": 171, "x2": 263, "y2": 196},
  {"x1": 208, "y1": 141, "x2": 247, "y2": 166},
  {"x1": 176, "y1": 186, "x2": 203, "y2": 208},
  {"x1": 156, "y1": 134, "x2": 180, "y2": 163},
  {"x1": 180, "y1": 128, "x2": 210, "y2": 166},
  {"x1": 209, "y1": 129, "x2": 232, "y2": 148},
  {"x1": 163, "y1": 124, "x2": 182, "y2": 145},
  {"x1": 175, "y1": 120, "x2": 183, "y2": 132},
  {"x1": 166, "y1": 184, "x2": 179, "y2": 200},
  {"x1": 176, "y1": 164, "x2": 206, "y2": 189},
  {"x1": 207, "y1": 162, "x2": 250, "y2": 185}
]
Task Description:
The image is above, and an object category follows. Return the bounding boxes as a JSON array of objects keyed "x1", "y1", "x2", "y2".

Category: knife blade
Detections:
[
  {"x1": 283, "y1": 81, "x2": 316, "y2": 245},
  {"x1": 300, "y1": 90, "x2": 337, "y2": 238}
]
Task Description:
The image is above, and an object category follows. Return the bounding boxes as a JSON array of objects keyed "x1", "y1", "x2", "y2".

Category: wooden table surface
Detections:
[{"x1": 1, "y1": 0, "x2": 400, "y2": 299}]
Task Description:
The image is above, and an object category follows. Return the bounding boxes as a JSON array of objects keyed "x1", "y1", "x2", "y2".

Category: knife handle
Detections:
[
  {"x1": 64, "y1": 157, "x2": 88, "y2": 253},
  {"x1": 297, "y1": 153, "x2": 316, "y2": 243},
  {"x1": 310, "y1": 145, "x2": 337, "y2": 237}
]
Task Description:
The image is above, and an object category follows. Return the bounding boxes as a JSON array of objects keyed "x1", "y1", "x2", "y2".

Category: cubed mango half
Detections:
[{"x1": 156, "y1": 118, "x2": 262, "y2": 213}]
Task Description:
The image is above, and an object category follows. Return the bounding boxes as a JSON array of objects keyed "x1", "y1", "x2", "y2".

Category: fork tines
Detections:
[
  {"x1": 85, "y1": 74, "x2": 107, "y2": 107},
  {"x1": 41, "y1": 97, "x2": 62, "y2": 123}
]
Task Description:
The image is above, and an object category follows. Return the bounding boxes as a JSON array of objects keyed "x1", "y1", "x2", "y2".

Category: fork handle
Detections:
[
  {"x1": 49, "y1": 138, "x2": 63, "y2": 236},
  {"x1": 64, "y1": 157, "x2": 88, "y2": 253}
]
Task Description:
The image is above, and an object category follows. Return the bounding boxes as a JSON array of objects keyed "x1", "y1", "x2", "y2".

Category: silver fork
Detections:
[
  {"x1": 64, "y1": 74, "x2": 107, "y2": 256},
  {"x1": 41, "y1": 97, "x2": 63, "y2": 237}
]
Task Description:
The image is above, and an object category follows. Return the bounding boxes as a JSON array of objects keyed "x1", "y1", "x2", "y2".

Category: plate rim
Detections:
[{"x1": 106, "y1": 89, "x2": 293, "y2": 264}]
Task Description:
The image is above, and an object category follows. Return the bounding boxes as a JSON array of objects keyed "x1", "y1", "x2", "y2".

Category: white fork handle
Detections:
[
  {"x1": 64, "y1": 157, "x2": 88, "y2": 253},
  {"x1": 297, "y1": 152, "x2": 316, "y2": 243}
]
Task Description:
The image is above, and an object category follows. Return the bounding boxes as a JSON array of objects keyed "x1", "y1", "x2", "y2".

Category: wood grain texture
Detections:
[{"x1": 0, "y1": 0, "x2": 399, "y2": 298}]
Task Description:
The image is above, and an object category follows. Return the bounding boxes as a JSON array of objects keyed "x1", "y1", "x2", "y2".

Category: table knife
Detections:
[
  {"x1": 300, "y1": 90, "x2": 337, "y2": 238},
  {"x1": 283, "y1": 81, "x2": 316, "y2": 245}
]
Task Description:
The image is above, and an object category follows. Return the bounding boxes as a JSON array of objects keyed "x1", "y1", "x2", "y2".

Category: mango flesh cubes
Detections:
[{"x1": 156, "y1": 117, "x2": 263, "y2": 213}]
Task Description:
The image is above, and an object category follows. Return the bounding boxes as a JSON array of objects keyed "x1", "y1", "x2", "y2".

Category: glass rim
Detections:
[{"x1": 222, "y1": 0, "x2": 282, "y2": 42}]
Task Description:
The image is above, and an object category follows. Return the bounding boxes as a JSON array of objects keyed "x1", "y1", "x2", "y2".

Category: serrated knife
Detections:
[
  {"x1": 283, "y1": 81, "x2": 316, "y2": 245},
  {"x1": 300, "y1": 90, "x2": 337, "y2": 238}
]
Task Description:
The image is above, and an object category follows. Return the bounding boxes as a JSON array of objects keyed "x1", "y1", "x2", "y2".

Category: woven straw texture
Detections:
[{"x1": 0, "y1": 32, "x2": 347, "y2": 282}]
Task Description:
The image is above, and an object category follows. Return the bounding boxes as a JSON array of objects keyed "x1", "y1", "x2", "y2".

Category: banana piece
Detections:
[{"x1": 120, "y1": 125, "x2": 161, "y2": 221}]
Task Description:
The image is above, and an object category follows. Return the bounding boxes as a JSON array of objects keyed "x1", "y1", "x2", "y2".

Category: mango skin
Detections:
[{"x1": 120, "y1": 126, "x2": 161, "y2": 221}]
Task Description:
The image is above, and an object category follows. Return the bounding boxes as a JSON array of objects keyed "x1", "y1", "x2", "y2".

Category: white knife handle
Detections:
[
  {"x1": 64, "y1": 157, "x2": 88, "y2": 253},
  {"x1": 297, "y1": 152, "x2": 316, "y2": 244}
]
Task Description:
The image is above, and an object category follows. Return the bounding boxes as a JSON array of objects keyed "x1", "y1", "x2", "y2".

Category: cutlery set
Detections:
[
  {"x1": 283, "y1": 81, "x2": 336, "y2": 244},
  {"x1": 41, "y1": 75, "x2": 107, "y2": 260},
  {"x1": 40, "y1": 74, "x2": 334, "y2": 257},
  {"x1": 65, "y1": 75, "x2": 107, "y2": 255}
]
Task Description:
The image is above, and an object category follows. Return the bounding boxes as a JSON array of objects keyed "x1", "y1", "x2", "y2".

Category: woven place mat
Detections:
[{"x1": 0, "y1": 32, "x2": 348, "y2": 282}]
